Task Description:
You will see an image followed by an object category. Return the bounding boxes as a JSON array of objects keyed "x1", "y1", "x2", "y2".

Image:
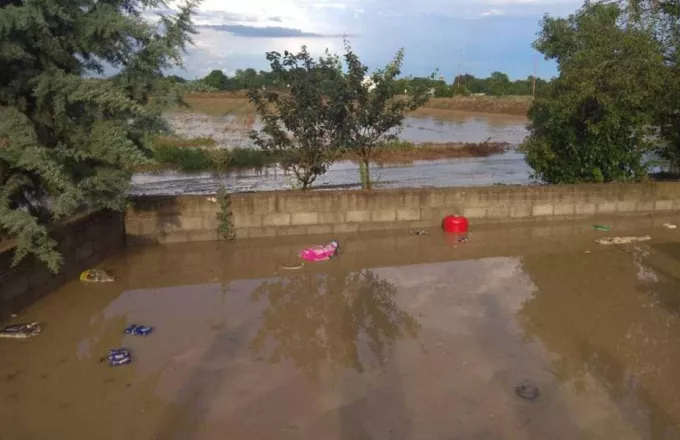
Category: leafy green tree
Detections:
[
  {"x1": 202, "y1": 69, "x2": 228, "y2": 90},
  {"x1": 0, "y1": 0, "x2": 198, "y2": 272},
  {"x1": 521, "y1": 2, "x2": 667, "y2": 183},
  {"x1": 341, "y1": 41, "x2": 430, "y2": 189},
  {"x1": 612, "y1": 0, "x2": 680, "y2": 171},
  {"x1": 487, "y1": 71, "x2": 511, "y2": 96},
  {"x1": 248, "y1": 47, "x2": 347, "y2": 189}
]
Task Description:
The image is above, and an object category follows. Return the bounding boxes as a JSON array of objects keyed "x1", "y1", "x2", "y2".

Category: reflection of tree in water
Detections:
[
  {"x1": 250, "y1": 269, "x2": 420, "y2": 378},
  {"x1": 517, "y1": 249, "x2": 680, "y2": 438}
]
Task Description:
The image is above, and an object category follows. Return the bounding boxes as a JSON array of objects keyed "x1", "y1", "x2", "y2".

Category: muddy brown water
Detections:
[{"x1": 5, "y1": 217, "x2": 680, "y2": 439}]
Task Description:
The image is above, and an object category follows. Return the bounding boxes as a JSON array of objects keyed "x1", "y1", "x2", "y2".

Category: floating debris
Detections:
[
  {"x1": 103, "y1": 348, "x2": 132, "y2": 367},
  {"x1": 280, "y1": 262, "x2": 304, "y2": 270},
  {"x1": 515, "y1": 381, "x2": 540, "y2": 401},
  {"x1": 458, "y1": 236, "x2": 469, "y2": 243},
  {"x1": 80, "y1": 269, "x2": 115, "y2": 283},
  {"x1": 410, "y1": 229, "x2": 429, "y2": 236},
  {"x1": 663, "y1": 223, "x2": 677, "y2": 229},
  {"x1": 299, "y1": 240, "x2": 339, "y2": 262},
  {"x1": 593, "y1": 224, "x2": 611, "y2": 231},
  {"x1": 595, "y1": 236, "x2": 651, "y2": 246},
  {"x1": 0, "y1": 322, "x2": 41, "y2": 339},
  {"x1": 125, "y1": 324, "x2": 154, "y2": 336}
]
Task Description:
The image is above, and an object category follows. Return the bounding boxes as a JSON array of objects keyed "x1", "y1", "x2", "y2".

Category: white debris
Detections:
[
  {"x1": 207, "y1": 196, "x2": 217, "y2": 203},
  {"x1": 595, "y1": 236, "x2": 651, "y2": 246},
  {"x1": 663, "y1": 223, "x2": 677, "y2": 229}
]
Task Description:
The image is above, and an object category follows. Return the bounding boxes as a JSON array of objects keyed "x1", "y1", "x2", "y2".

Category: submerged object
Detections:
[
  {"x1": 125, "y1": 324, "x2": 154, "y2": 336},
  {"x1": 0, "y1": 322, "x2": 41, "y2": 339},
  {"x1": 442, "y1": 215, "x2": 469, "y2": 234},
  {"x1": 515, "y1": 381, "x2": 540, "y2": 401},
  {"x1": 80, "y1": 269, "x2": 115, "y2": 283},
  {"x1": 595, "y1": 236, "x2": 651, "y2": 245},
  {"x1": 299, "y1": 240, "x2": 339, "y2": 262},
  {"x1": 410, "y1": 229, "x2": 429, "y2": 236},
  {"x1": 104, "y1": 348, "x2": 132, "y2": 366}
]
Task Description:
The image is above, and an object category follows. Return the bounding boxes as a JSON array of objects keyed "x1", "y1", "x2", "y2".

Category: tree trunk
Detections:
[{"x1": 363, "y1": 158, "x2": 372, "y2": 190}]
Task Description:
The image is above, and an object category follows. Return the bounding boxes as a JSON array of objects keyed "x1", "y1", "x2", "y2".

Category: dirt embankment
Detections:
[{"x1": 181, "y1": 92, "x2": 532, "y2": 119}]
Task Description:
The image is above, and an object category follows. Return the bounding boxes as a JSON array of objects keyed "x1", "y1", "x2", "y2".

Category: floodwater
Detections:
[
  {"x1": 164, "y1": 112, "x2": 529, "y2": 148},
  {"x1": 5, "y1": 216, "x2": 680, "y2": 439},
  {"x1": 131, "y1": 112, "x2": 530, "y2": 195},
  {"x1": 131, "y1": 150, "x2": 532, "y2": 195}
]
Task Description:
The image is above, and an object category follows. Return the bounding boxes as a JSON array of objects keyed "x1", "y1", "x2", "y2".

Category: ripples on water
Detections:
[{"x1": 132, "y1": 113, "x2": 530, "y2": 195}]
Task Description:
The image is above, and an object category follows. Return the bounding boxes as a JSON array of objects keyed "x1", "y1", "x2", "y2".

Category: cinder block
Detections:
[
  {"x1": 396, "y1": 209, "x2": 420, "y2": 221},
  {"x1": 76, "y1": 241, "x2": 94, "y2": 261},
  {"x1": 159, "y1": 232, "x2": 189, "y2": 244},
  {"x1": 553, "y1": 203, "x2": 575, "y2": 216},
  {"x1": 636, "y1": 201, "x2": 655, "y2": 212},
  {"x1": 532, "y1": 204, "x2": 554, "y2": 217},
  {"x1": 575, "y1": 203, "x2": 596, "y2": 215},
  {"x1": 262, "y1": 213, "x2": 291, "y2": 226},
  {"x1": 346, "y1": 210, "x2": 371, "y2": 223},
  {"x1": 318, "y1": 212, "x2": 346, "y2": 224},
  {"x1": 372, "y1": 210, "x2": 396, "y2": 222},
  {"x1": 655, "y1": 200, "x2": 673, "y2": 211},
  {"x1": 597, "y1": 202, "x2": 617, "y2": 214},
  {"x1": 486, "y1": 206, "x2": 509, "y2": 219},
  {"x1": 306, "y1": 225, "x2": 333, "y2": 235},
  {"x1": 275, "y1": 226, "x2": 308, "y2": 237},
  {"x1": 232, "y1": 213, "x2": 263, "y2": 228},
  {"x1": 463, "y1": 207, "x2": 486, "y2": 219},
  {"x1": 291, "y1": 212, "x2": 319, "y2": 225},
  {"x1": 333, "y1": 223, "x2": 360, "y2": 234},
  {"x1": 2, "y1": 275, "x2": 30, "y2": 301},
  {"x1": 617, "y1": 200, "x2": 637, "y2": 213},
  {"x1": 178, "y1": 216, "x2": 203, "y2": 230},
  {"x1": 247, "y1": 227, "x2": 277, "y2": 238},
  {"x1": 187, "y1": 230, "x2": 218, "y2": 242},
  {"x1": 510, "y1": 205, "x2": 532, "y2": 218}
]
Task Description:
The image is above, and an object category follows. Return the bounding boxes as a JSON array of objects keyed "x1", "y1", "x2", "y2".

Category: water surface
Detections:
[{"x1": 4, "y1": 218, "x2": 680, "y2": 439}]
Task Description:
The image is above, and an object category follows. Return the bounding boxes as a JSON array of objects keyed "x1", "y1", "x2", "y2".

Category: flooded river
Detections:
[
  {"x1": 132, "y1": 112, "x2": 530, "y2": 195},
  {"x1": 5, "y1": 217, "x2": 680, "y2": 439}
]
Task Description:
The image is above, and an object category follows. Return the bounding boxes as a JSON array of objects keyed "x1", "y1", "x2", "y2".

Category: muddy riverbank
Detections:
[{"x1": 4, "y1": 218, "x2": 680, "y2": 439}]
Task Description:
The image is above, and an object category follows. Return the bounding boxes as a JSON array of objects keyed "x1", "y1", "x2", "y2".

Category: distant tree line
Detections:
[{"x1": 168, "y1": 68, "x2": 553, "y2": 97}]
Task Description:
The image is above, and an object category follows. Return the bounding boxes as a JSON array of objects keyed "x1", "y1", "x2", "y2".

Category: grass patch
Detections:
[
  {"x1": 339, "y1": 140, "x2": 509, "y2": 165},
  {"x1": 142, "y1": 135, "x2": 509, "y2": 173}
]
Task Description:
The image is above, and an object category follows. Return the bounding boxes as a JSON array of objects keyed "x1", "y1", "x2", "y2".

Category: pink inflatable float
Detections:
[{"x1": 299, "y1": 240, "x2": 339, "y2": 262}]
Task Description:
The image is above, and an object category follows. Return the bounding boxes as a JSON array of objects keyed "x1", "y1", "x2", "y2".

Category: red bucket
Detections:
[{"x1": 442, "y1": 215, "x2": 469, "y2": 234}]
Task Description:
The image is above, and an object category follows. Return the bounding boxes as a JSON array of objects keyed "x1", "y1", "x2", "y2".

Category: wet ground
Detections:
[
  {"x1": 5, "y1": 216, "x2": 680, "y2": 439},
  {"x1": 131, "y1": 112, "x2": 529, "y2": 195}
]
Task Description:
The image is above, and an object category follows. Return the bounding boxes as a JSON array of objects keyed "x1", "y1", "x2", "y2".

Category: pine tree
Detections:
[{"x1": 0, "y1": 0, "x2": 198, "y2": 272}]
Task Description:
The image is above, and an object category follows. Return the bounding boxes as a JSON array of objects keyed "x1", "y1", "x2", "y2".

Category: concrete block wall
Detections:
[
  {"x1": 0, "y1": 210, "x2": 125, "y2": 319},
  {"x1": 125, "y1": 182, "x2": 680, "y2": 244}
]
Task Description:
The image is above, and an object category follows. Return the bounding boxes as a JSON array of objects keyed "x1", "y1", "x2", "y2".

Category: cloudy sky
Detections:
[{"x1": 166, "y1": 0, "x2": 584, "y2": 81}]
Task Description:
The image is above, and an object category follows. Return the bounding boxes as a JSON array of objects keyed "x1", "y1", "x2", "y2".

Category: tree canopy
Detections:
[
  {"x1": 0, "y1": 0, "x2": 198, "y2": 272},
  {"x1": 521, "y1": 1, "x2": 667, "y2": 183}
]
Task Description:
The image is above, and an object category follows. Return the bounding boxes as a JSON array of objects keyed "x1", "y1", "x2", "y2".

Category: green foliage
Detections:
[
  {"x1": 151, "y1": 145, "x2": 272, "y2": 171},
  {"x1": 341, "y1": 40, "x2": 431, "y2": 189},
  {"x1": 216, "y1": 184, "x2": 235, "y2": 240},
  {"x1": 0, "y1": 0, "x2": 199, "y2": 272},
  {"x1": 521, "y1": 1, "x2": 667, "y2": 183},
  {"x1": 203, "y1": 69, "x2": 228, "y2": 90},
  {"x1": 248, "y1": 46, "x2": 347, "y2": 189}
]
